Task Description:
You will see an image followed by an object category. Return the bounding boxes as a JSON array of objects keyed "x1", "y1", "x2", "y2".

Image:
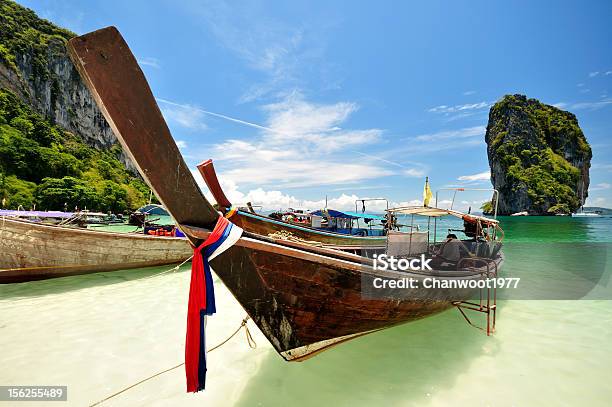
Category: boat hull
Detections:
[
  {"x1": 185, "y1": 225, "x2": 500, "y2": 360},
  {"x1": 229, "y1": 210, "x2": 386, "y2": 249},
  {"x1": 0, "y1": 218, "x2": 192, "y2": 283}
]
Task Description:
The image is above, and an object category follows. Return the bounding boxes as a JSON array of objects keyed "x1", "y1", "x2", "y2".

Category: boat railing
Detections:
[{"x1": 453, "y1": 256, "x2": 499, "y2": 335}]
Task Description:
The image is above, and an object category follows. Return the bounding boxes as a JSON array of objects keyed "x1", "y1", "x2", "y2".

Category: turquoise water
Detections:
[
  {"x1": 1, "y1": 217, "x2": 611, "y2": 406},
  {"x1": 234, "y1": 216, "x2": 612, "y2": 406}
]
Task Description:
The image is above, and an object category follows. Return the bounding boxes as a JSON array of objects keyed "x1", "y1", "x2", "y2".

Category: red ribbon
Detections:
[{"x1": 185, "y1": 216, "x2": 229, "y2": 392}]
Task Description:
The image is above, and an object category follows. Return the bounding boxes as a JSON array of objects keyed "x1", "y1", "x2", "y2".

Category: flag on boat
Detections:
[
  {"x1": 185, "y1": 216, "x2": 243, "y2": 392},
  {"x1": 423, "y1": 177, "x2": 433, "y2": 207}
]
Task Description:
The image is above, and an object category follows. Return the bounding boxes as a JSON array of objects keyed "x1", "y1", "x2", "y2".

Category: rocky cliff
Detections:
[
  {"x1": 485, "y1": 94, "x2": 591, "y2": 215},
  {"x1": 0, "y1": 0, "x2": 135, "y2": 170}
]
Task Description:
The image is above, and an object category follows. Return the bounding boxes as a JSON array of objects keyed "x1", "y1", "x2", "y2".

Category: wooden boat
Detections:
[
  {"x1": 67, "y1": 26, "x2": 504, "y2": 360},
  {"x1": 0, "y1": 217, "x2": 192, "y2": 283},
  {"x1": 198, "y1": 159, "x2": 387, "y2": 251}
]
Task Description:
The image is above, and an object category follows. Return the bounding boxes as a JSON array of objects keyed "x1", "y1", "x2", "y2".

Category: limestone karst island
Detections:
[{"x1": 1, "y1": 1, "x2": 611, "y2": 407}]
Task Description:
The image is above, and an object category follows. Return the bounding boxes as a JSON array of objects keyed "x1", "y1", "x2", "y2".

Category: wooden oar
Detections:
[{"x1": 67, "y1": 27, "x2": 219, "y2": 243}]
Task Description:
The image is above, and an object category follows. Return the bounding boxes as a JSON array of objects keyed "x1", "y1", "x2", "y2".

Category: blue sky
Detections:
[{"x1": 22, "y1": 0, "x2": 612, "y2": 211}]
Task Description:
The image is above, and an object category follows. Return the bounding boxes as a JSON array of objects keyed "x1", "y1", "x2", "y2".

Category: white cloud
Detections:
[
  {"x1": 585, "y1": 197, "x2": 608, "y2": 207},
  {"x1": 458, "y1": 171, "x2": 491, "y2": 182},
  {"x1": 258, "y1": 92, "x2": 382, "y2": 151},
  {"x1": 589, "y1": 71, "x2": 600, "y2": 78},
  {"x1": 569, "y1": 98, "x2": 612, "y2": 111},
  {"x1": 188, "y1": 2, "x2": 329, "y2": 103},
  {"x1": 207, "y1": 92, "x2": 390, "y2": 189},
  {"x1": 137, "y1": 57, "x2": 161, "y2": 69},
  {"x1": 404, "y1": 168, "x2": 426, "y2": 177},
  {"x1": 577, "y1": 83, "x2": 585, "y2": 87},
  {"x1": 176, "y1": 140, "x2": 188, "y2": 149},
  {"x1": 388, "y1": 126, "x2": 485, "y2": 155},
  {"x1": 413, "y1": 125, "x2": 485, "y2": 142},
  {"x1": 428, "y1": 102, "x2": 490, "y2": 114},
  {"x1": 592, "y1": 163, "x2": 612, "y2": 172},
  {"x1": 552, "y1": 102, "x2": 568, "y2": 109},
  {"x1": 159, "y1": 101, "x2": 208, "y2": 131},
  {"x1": 591, "y1": 183, "x2": 611, "y2": 191},
  {"x1": 463, "y1": 90, "x2": 476, "y2": 96},
  {"x1": 194, "y1": 171, "x2": 405, "y2": 211},
  {"x1": 605, "y1": 71, "x2": 612, "y2": 76}
]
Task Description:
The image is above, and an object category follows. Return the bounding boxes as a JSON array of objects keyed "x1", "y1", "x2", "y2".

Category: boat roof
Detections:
[
  {"x1": 0, "y1": 209, "x2": 74, "y2": 218},
  {"x1": 309, "y1": 209, "x2": 386, "y2": 221},
  {"x1": 342, "y1": 211, "x2": 386, "y2": 221},
  {"x1": 310, "y1": 209, "x2": 356, "y2": 219},
  {"x1": 387, "y1": 206, "x2": 499, "y2": 225},
  {"x1": 137, "y1": 204, "x2": 169, "y2": 215}
]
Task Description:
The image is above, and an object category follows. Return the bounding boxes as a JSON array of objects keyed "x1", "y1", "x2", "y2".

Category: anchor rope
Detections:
[{"x1": 89, "y1": 316, "x2": 255, "y2": 407}]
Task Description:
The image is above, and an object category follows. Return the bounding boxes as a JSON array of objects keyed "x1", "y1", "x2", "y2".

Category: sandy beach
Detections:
[{"x1": 0, "y1": 266, "x2": 270, "y2": 407}]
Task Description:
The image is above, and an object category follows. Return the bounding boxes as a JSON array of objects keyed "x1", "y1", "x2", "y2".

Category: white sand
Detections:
[{"x1": 0, "y1": 266, "x2": 271, "y2": 407}]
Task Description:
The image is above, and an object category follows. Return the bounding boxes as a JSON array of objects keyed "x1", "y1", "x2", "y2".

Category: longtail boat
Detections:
[
  {"x1": 198, "y1": 159, "x2": 387, "y2": 251},
  {"x1": 0, "y1": 217, "x2": 192, "y2": 283},
  {"x1": 67, "y1": 26, "x2": 504, "y2": 360}
]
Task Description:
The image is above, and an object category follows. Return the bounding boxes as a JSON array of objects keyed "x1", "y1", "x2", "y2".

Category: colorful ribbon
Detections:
[{"x1": 185, "y1": 216, "x2": 242, "y2": 392}]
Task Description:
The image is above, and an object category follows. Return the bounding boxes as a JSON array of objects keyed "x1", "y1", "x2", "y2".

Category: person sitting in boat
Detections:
[{"x1": 432, "y1": 234, "x2": 472, "y2": 266}]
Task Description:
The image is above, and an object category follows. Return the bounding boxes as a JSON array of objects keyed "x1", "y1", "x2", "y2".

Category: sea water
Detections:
[{"x1": 1, "y1": 217, "x2": 611, "y2": 406}]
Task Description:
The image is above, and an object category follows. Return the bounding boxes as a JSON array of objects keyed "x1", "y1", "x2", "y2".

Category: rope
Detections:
[
  {"x1": 268, "y1": 230, "x2": 324, "y2": 247},
  {"x1": 139, "y1": 255, "x2": 193, "y2": 281},
  {"x1": 89, "y1": 316, "x2": 255, "y2": 407}
]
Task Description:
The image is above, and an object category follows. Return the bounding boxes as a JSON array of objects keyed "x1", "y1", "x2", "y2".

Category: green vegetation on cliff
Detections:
[
  {"x1": 0, "y1": 0, "x2": 74, "y2": 79},
  {"x1": 0, "y1": 89, "x2": 150, "y2": 211},
  {"x1": 486, "y1": 94, "x2": 591, "y2": 215}
]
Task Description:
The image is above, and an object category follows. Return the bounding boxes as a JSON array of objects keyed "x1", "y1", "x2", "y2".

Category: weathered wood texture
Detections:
[
  {"x1": 0, "y1": 218, "x2": 192, "y2": 283},
  {"x1": 67, "y1": 27, "x2": 218, "y2": 240},
  {"x1": 185, "y1": 225, "x2": 502, "y2": 360}
]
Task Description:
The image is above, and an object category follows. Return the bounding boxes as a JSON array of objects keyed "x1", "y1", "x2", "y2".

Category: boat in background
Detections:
[
  {"x1": 66, "y1": 26, "x2": 505, "y2": 359},
  {"x1": 198, "y1": 159, "x2": 387, "y2": 252},
  {"x1": 571, "y1": 211, "x2": 600, "y2": 217},
  {"x1": 0, "y1": 209, "x2": 74, "y2": 223},
  {"x1": 0, "y1": 217, "x2": 191, "y2": 283}
]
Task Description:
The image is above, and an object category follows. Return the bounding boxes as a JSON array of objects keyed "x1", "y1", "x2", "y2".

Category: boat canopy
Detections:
[
  {"x1": 136, "y1": 204, "x2": 169, "y2": 216},
  {"x1": 387, "y1": 206, "x2": 498, "y2": 225},
  {"x1": 310, "y1": 209, "x2": 386, "y2": 221},
  {"x1": 310, "y1": 209, "x2": 356, "y2": 219},
  {"x1": 342, "y1": 211, "x2": 386, "y2": 221},
  {"x1": 0, "y1": 209, "x2": 74, "y2": 218}
]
